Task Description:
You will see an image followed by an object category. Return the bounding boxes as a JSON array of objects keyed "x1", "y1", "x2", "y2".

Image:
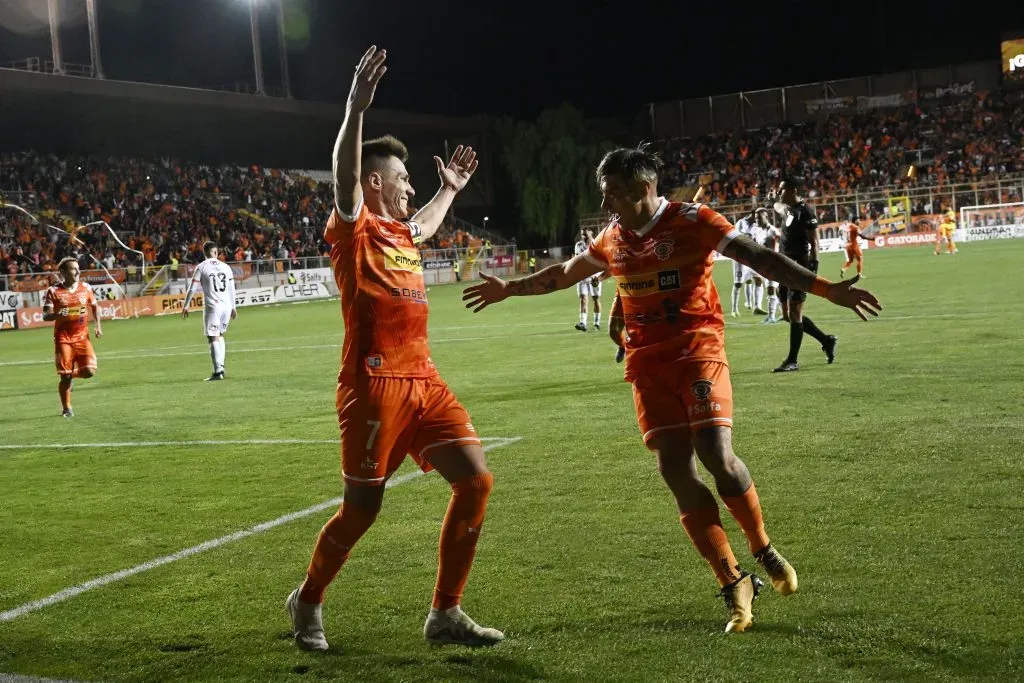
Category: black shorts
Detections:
[
  {"x1": 780, "y1": 253, "x2": 810, "y2": 303},
  {"x1": 778, "y1": 284, "x2": 807, "y2": 303}
]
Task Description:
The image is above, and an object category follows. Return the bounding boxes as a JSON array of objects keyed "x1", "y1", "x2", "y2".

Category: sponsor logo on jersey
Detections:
[
  {"x1": 389, "y1": 286, "x2": 428, "y2": 303},
  {"x1": 614, "y1": 270, "x2": 681, "y2": 297},
  {"x1": 382, "y1": 247, "x2": 423, "y2": 274}
]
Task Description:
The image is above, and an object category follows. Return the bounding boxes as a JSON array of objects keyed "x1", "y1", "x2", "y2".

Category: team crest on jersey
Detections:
[
  {"x1": 613, "y1": 236, "x2": 675, "y2": 261},
  {"x1": 690, "y1": 379, "x2": 713, "y2": 400},
  {"x1": 366, "y1": 355, "x2": 383, "y2": 369}
]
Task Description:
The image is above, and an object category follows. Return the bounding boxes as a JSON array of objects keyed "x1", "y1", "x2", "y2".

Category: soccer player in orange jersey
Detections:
[
  {"x1": 42, "y1": 257, "x2": 103, "y2": 417},
  {"x1": 935, "y1": 210, "x2": 958, "y2": 255},
  {"x1": 285, "y1": 46, "x2": 503, "y2": 652},
  {"x1": 464, "y1": 145, "x2": 881, "y2": 633},
  {"x1": 840, "y1": 220, "x2": 869, "y2": 279}
]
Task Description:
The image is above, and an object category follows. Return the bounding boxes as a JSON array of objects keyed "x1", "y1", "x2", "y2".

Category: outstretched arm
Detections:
[
  {"x1": 722, "y1": 235, "x2": 882, "y2": 321},
  {"x1": 333, "y1": 46, "x2": 388, "y2": 217},
  {"x1": 463, "y1": 253, "x2": 605, "y2": 312},
  {"x1": 409, "y1": 146, "x2": 479, "y2": 242},
  {"x1": 90, "y1": 300, "x2": 103, "y2": 338}
]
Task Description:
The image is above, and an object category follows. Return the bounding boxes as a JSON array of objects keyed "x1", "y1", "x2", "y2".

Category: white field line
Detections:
[
  {"x1": 0, "y1": 437, "x2": 509, "y2": 451},
  {"x1": 2, "y1": 310, "x2": 1012, "y2": 369},
  {"x1": 0, "y1": 437, "x2": 522, "y2": 623},
  {"x1": 0, "y1": 331, "x2": 570, "y2": 368},
  {"x1": 0, "y1": 674, "x2": 88, "y2": 683}
]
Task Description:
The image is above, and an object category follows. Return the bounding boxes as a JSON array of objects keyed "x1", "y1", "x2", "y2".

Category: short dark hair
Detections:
[
  {"x1": 57, "y1": 256, "x2": 77, "y2": 271},
  {"x1": 595, "y1": 144, "x2": 662, "y2": 187},
  {"x1": 779, "y1": 176, "x2": 800, "y2": 190},
  {"x1": 363, "y1": 135, "x2": 409, "y2": 175},
  {"x1": 203, "y1": 241, "x2": 217, "y2": 257}
]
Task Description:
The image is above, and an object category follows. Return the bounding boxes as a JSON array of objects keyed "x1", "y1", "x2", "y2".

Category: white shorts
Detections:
[
  {"x1": 577, "y1": 279, "x2": 602, "y2": 298},
  {"x1": 733, "y1": 261, "x2": 757, "y2": 284},
  {"x1": 204, "y1": 306, "x2": 232, "y2": 337}
]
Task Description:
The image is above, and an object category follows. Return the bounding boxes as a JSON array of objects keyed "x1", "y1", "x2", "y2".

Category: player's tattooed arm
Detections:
[
  {"x1": 462, "y1": 253, "x2": 604, "y2": 312},
  {"x1": 723, "y1": 235, "x2": 882, "y2": 320}
]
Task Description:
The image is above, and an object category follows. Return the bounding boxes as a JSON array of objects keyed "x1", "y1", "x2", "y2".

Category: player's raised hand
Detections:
[
  {"x1": 348, "y1": 46, "x2": 387, "y2": 113},
  {"x1": 462, "y1": 272, "x2": 509, "y2": 313},
  {"x1": 824, "y1": 275, "x2": 882, "y2": 321},
  {"x1": 435, "y1": 145, "x2": 478, "y2": 192}
]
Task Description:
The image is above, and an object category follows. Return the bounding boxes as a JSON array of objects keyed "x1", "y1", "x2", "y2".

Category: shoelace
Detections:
[{"x1": 756, "y1": 548, "x2": 785, "y2": 575}]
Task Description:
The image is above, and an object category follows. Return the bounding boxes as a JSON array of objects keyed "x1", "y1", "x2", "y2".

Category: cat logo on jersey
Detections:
[{"x1": 382, "y1": 247, "x2": 423, "y2": 274}]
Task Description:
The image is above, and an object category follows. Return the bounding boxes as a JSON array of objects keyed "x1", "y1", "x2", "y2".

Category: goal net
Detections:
[{"x1": 959, "y1": 202, "x2": 1024, "y2": 243}]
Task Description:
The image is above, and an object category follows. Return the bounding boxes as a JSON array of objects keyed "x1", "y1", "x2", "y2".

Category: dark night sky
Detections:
[{"x1": 1, "y1": 0, "x2": 1022, "y2": 120}]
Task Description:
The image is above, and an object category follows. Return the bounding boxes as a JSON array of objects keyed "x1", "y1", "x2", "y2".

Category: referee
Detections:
[{"x1": 769, "y1": 178, "x2": 837, "y2": 372}]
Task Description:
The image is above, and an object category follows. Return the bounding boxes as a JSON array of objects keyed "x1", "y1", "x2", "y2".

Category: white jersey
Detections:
[
  {"x1": 574, "y1": 240, "x2": 588, "y2": 257},
  {"x1": 763, "y1": 226, "x2": 782, "y2": 252},
  {"x1": 734, "y1": 216, "x2": 756, "y2": 237},
  {"x1": 190, "y1": 258, "x2": 236, "y2": 308}
]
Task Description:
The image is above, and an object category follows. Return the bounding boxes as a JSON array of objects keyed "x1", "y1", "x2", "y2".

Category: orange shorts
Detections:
[
  {"x1": 336, "y1": 374, "x2": 480, "y2": 486},
  {"x1": 845, "y1": 244, "x2": 862, "y2": 260},
  {"x1": 631, "y1": 360, "x2": 733, "y2": 447},
  {"x1": 54, "y1": 340, "x2": 96, "y2": 376}
]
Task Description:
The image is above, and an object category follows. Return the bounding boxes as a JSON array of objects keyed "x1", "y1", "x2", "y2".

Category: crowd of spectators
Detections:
[
  {"x1": 0, "y1": 153, "x2": 487, "y2": 280},
  {"x1": 658, "y1": 88, "x2": 1024, "y2": 220}
]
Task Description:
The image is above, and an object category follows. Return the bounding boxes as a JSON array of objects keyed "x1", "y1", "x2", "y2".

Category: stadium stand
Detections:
[
  {"x1": 0, "y1": 151, "x2": 505, "y2": 281},
  {"x1": 657, "y1": 88, "x2": 1024, "y2": 222}
]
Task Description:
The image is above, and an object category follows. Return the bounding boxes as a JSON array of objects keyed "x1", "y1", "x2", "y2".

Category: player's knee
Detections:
[
  {"x1": 452, "y1": 470, "x2": 494, "y2": 502},
  {"x1": 733, "y1": 282, "x2": 742, "y2": 290},
  {"x1": 79, "y1": 367, "x2": 96, "y2": 379},
  {"x1": 342, "y1": 482, "x2": 386, "y2": 519}
]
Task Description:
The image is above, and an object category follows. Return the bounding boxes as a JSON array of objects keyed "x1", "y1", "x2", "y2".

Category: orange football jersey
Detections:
[
  {"x1": 586, "y1": 200, "x2": 737, "y2": 380},
  {"x1": 846, "y1": 224, "x2": 860, "y2": 243},
  {"x1": 325, "y1": 202, "x2": 436, "y2": 378},
  {"x1": 44, "y1": 282, "x2": 96, "y2": 344}
]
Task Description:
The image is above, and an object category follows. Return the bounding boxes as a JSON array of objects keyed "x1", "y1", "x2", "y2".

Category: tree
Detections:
[{"x1": 495, "y1": 104, "x2": 608, "y2": 246}]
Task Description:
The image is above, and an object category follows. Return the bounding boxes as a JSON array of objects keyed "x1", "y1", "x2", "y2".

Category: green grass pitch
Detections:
[{"x1": 0, "y1": 241, "x2": 1021, "y2": 682}]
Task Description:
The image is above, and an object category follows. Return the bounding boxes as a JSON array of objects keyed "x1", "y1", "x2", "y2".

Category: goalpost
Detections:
[{"x1": 959, "y1": 202, "x2": 1024, "y2": 243}]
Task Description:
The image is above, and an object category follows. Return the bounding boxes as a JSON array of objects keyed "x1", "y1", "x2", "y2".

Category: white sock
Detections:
[
  {"x1": 594, "y1": 312, "x2": 601, "y2": 326},
  {"x1": 754, "y1": 283, "x2": 764, "y2": 310},
  {"x1": 769, "y1": 295, "x2": 779, "y2": 318},
  {"x1": 214, "y1": 337, "x2": 226, "y2": 372},
  {"x1": 579, "y1": 311, "x2": 587, "y2": 326},
  {"x1": 209, "y1": 340, "x2": 218, "y2": 371},
  {"x1": 731, "y1": 286, "x2": 740, "y2": 313},
  {"x1": 744, "y1": 282, "x2": 753, "y2": 307}
]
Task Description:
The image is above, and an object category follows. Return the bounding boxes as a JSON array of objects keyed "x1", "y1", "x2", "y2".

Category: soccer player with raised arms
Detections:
[
  {"x1": 464, "y1": 145, "x2": 882, "y2": 633},
  {"x1": 285, "y1": 46, "x2": 503, "y2": 651}
]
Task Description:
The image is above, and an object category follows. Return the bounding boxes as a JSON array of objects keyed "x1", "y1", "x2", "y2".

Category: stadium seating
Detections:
[
  {"x1": 657, "y1": 88, "x2": 1024, "y2": 220},
  {"x1": 0, "y1": 152, "x2": 493, "y2": 278}
]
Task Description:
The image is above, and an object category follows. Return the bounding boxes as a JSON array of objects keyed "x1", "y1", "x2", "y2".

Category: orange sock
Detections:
[
  {"x1": 679, "y1": 505, "x2": 741, "y2": 587},
  {"x1": 856, "y1": 261, "x2": 863, "y2": 275},
  {"x1": 721, "y1": 483, "x2": 771, "y2": 555},
  {"x1": 433, "y1": 472, "x2": 493, "y2": 610},
  {"x1": 58, "y1": 377, "x2": 72, "y2": 410},
  {"x1": 299, "y1": 502, "x2": 377, "y2": 604},
  {"x1": 948, "y1": 241, "x2": 956, "y2": 253}
]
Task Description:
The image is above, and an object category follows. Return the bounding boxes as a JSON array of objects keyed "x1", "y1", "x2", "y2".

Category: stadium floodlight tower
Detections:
[
  {"x1": 248, "y1": 0, "x2": 266, "y2": 95},
  {"x1": 86, "y1": 0, "x2": 105, "y2": 78}
]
